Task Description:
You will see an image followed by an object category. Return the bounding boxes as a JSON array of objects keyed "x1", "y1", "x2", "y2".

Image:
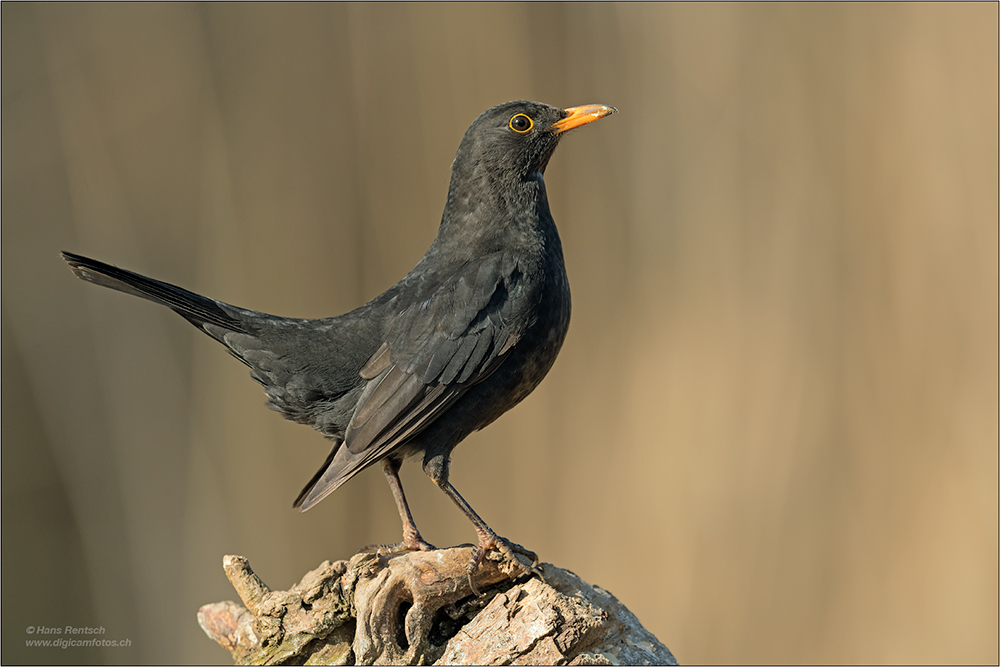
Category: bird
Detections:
[{"x1": 62, "y1": 100, "x2": 617, "y2": 593}]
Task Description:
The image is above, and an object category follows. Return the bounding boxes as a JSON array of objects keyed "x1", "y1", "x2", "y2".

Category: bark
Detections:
[{"x1": 198, "y1": 547, "x2": 677, "y2": 666}]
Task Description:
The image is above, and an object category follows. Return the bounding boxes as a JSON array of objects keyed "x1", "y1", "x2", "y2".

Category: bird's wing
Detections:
[{"x1": 294, "y1": 252, "x2": 526, "y2": 509}]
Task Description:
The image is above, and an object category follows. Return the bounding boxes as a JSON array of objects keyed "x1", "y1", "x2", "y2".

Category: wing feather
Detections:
[{"x1": 296, "y1": 254, "x2": 528, "y2": 509}]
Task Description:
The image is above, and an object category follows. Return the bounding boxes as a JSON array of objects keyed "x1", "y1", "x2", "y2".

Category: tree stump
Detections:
[{"x1": 198, "y1": 547, "x2": 677, "y2": 665}]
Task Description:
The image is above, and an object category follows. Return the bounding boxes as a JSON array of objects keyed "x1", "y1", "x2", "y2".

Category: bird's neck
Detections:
[{"x1": 437, "y1": 167, "x2": 555, "y2": 250}]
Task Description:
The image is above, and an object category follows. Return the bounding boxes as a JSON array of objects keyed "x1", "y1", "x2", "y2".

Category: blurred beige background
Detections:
[{"x1": 2, "y1": 3, "x2": 997, "y2": 665}]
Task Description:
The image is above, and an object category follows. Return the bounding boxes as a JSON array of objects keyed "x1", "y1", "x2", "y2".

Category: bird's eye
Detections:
[{"x1": 509, "y1": 113, "x2": 533, "y2": 133}]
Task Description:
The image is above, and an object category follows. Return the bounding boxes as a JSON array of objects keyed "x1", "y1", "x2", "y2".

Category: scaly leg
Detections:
[
  {"x1": 431, "y1": 475, "x2": 541, "y2": 595},
  {"x1": 361, "y1": 458, "x2": 436, "y2": 554}
]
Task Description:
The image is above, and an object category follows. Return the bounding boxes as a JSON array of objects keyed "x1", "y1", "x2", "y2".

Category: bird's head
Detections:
[{"x1": 452, "y1": 101, "x2": 617, "y2": 181}]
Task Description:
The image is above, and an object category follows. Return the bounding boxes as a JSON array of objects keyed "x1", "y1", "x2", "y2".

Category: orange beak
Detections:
[{"x1": 551, "y1": 104, "x2": 618, "y2": 134}]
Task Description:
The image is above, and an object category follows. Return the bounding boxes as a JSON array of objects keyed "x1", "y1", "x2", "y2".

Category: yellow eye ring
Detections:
[{"x1": 509, "y1": 113, "x2": 533, "y2": 133}]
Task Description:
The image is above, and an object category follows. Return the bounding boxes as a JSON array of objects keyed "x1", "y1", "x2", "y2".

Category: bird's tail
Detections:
[{"x1": 62, "y1": 251, "x2": 252, "y2": 334}]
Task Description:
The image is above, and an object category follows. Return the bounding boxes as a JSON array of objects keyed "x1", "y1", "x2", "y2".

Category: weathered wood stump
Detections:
[{"x1": 198, "y1": 547, "x2": 677, "y2": 665}]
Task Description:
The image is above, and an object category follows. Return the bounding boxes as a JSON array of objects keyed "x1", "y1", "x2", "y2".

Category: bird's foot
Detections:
[
  {"x1": 467, "y1": 529, "x2": 543, "y2": 596},
  {"x1": 361, "y1": 529, "x2": 436, "y2": 556}
]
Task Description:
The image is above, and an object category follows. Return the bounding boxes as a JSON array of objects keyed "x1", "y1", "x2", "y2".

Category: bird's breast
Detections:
[{"x1": 491, "y1": 241, "x2": 571, "y2": 412}]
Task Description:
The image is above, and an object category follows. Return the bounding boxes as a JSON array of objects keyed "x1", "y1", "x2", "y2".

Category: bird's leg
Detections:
[
  {"x1": 361, "y1": 458, "x2": 436, "y2": 555},
  {"x1": 424, "y1": 457, "x2": 541, "y2": 595}
]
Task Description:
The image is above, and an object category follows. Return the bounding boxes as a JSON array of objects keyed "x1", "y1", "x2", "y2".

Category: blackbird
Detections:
[{"x1": 63, "y1": 100, "x2": 617, "y2": 592}]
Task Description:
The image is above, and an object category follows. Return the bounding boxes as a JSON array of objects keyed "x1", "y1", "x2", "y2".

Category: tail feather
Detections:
[
  {"x1": 62, "y1": 251, "x2": 251, "y2": 334},
  {"x1": 292, "y1": 442, "x2": 339, "y2": 509},
  {"x1": 293, "y1": 438, "x2": 369, "y2": 511}
]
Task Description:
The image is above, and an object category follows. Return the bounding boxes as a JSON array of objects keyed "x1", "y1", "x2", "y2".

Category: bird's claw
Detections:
[
  {"x1": 467, "y1": 531, "x2": 543, "y2": 596},
  {"x1": 360, "y1": 531, "x2": 436, "y2": 556}
]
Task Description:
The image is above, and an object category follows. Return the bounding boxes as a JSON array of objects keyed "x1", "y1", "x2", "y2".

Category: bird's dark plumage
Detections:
[{"x1": 63, "y1": 100, "x2": 616, "y2": 590}]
